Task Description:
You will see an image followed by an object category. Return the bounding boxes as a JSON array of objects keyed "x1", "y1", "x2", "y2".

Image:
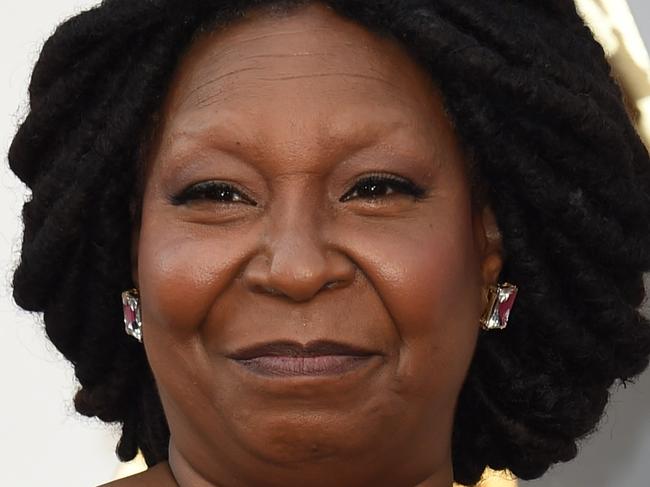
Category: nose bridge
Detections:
[
  {"x1": 267, "y1": 180, "x2": 328, "y2": 296},
  {"x1": 243, "y1": 177, "x2": 355, "y2": 302}
]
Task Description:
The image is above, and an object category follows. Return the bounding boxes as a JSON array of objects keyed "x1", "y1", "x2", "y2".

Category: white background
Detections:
[{"x1": 0, "y1": 1, "x2": 648, "y2": 486}]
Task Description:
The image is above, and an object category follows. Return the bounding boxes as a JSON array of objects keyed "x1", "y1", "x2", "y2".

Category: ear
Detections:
[{"x1": 473, "y1": 204, "x2": 503, "y2": 287}]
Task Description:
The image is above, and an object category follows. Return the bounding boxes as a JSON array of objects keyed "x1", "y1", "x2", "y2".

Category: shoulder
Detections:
[{"x1": 97, "y1": 462, "x2": 176, "y2": 487}]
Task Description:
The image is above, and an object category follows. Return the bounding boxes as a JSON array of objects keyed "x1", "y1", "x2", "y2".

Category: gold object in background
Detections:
[
  {"x1": 575, "y1": 0, "x2": 650, "y2": 146},
  {"x1": 455, "y1": 468, "x2": 518, "y2": 487}
]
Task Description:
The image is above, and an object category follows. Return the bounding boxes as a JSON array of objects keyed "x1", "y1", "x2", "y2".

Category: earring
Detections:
[
  {"x1": 480, "y1": 282, "x2": 518, "y2": 331},
  {"x1": 122, "y1": 288, "x2": 143, "y2": 342}
]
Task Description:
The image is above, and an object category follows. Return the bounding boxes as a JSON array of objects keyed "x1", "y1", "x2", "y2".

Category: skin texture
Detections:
[{"x1": 119, "y1": 3, "x2": 504, "y2": 486}]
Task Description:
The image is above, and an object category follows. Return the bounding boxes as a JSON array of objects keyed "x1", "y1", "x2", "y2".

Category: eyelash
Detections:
[
  {"x1": 171, "y1": 173, "x2": 427, "y2": 206},
  {"x1": 340, "y1": 173, "x2": 427, "y2": 202},
  {"x1": 171, "y1": 181, "x2": 257, "y2": 206}
]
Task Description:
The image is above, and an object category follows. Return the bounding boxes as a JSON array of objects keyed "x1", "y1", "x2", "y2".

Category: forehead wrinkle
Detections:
[
  {"x1": 171, "y1": 19, "x2": 418, "y2": 112},
  {"x1": 208, "y1": 26, "x2": 366, "y2": 47},
  {"x1": 181, "y1": 50, "x2": 413, "y2": 111},
  {"x1": 255, "y1": 72, "x2": 402, "y2": 87},
  {"x1": 201, "y1": 32, "x2": 374, "y2": 61},
  {"x1": 176, "y1": 66, "x2": 265, "y2": 111},
  {"x1": 175, "y1": 46, "x2": 392, "y2": 111},
  {"x1": 182, "y1": 26, "x2": 373, "y2": 77},
  {"x1": 208, "y1": 41, "x2": 377, "y2": 68},
  {"x1": 192, "y1": 71, "x2": 405, "y2": 110},
  {"x1": 243, "y1": 52, "x2": 343, "y2": 58}
]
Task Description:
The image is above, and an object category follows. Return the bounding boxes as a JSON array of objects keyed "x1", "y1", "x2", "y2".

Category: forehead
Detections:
[
  {"x1": 163, "y1": 2, "x2": 442, "y2": 122},
  {"x1": 148, "y1": 2, "x2": 458, "y2": 175}
]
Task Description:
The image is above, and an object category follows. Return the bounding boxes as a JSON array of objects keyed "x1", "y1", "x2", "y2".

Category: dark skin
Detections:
[{"x1": 103, "y1": 3, "x2": 503, "y2": 486}]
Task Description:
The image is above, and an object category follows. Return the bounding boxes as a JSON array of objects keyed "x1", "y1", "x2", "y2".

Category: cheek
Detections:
[
  {"x1": 398, "y1": 219, "x2": 482, "y2": 345},
  {"x1": 351, "y1": 199, "x2": 484, "y2": 395},
  {"x1": 136, "y1": 214, "x2": 259, "y2": 340}
]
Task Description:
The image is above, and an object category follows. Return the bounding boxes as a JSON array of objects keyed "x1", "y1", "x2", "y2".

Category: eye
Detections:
[
  {"x1": 340, "y1": 173, "x2": 427, "y2": 202},
  {"x1": 171, "y1": 181, "x2": 257, "y2": 206}
]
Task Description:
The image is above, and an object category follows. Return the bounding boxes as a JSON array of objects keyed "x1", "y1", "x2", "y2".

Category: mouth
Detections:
[{"x1": 225, "y1": 339, "x2": 381, "y2": 377}]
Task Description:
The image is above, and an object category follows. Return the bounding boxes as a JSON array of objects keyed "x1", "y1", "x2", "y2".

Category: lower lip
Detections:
[{"x1": 232, "y1": 355, "x2": 374, "y2": 377}]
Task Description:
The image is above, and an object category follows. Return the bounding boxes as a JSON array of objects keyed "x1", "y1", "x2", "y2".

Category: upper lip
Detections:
[{"x1": 226, "y1": 339, "x2": 379, "y2": 360}]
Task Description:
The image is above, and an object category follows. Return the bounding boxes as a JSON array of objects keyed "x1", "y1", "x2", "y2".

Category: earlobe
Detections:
[{"x1": 475, "y1": 205, "x2": 504, "y2": 286}]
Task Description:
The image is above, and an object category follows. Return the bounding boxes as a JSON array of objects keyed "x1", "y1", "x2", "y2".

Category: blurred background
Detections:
[{"x1": 1, "y1": 1, "x2": 648, "y2": 486}]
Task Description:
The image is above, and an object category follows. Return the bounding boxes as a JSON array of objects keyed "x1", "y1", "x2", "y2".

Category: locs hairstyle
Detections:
[{"x1": 8, "y1": 0, "x2": 650, "y2": 485}]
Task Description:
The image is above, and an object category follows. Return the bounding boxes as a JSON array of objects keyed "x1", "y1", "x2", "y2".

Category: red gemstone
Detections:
[
  {"x1": 123, "y1": 302, "x2": 136, "y2": 325},
  {"x1": 122, "y1": 290, "x2": 142, "y2": 341},
  {"x1": 497, "y1": 285, "x2": 518, "y2": 326}
]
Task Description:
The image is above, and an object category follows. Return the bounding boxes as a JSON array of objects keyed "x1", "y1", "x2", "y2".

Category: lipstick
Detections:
[{"x1": 226, "y1": 339, "x2": 379, "y2": 377}]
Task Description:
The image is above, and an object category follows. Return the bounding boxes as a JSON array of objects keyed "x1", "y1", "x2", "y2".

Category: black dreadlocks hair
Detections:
[{"x1": 8, "y1": 0, "x2": 650, "y2": 485}]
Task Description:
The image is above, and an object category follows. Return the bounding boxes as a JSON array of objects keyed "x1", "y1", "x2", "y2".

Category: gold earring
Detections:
[{"x1": 480, "y1": 282, "x2": 518, "y2": 331}]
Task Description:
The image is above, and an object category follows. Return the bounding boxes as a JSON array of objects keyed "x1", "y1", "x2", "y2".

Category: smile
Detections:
[
  {"x1": 225, "y1": 338, "x2": 382, "y2": 378},
  {"x1": 232, "y1": 354, "x2": 375, "y2": 377}
]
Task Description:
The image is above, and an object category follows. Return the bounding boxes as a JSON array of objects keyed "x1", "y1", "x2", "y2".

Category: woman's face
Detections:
[{"x1": 132, "y1": 3, "x2": 503, "y2": 486}]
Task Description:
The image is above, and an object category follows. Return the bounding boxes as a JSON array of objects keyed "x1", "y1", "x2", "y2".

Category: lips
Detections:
[
  {"x1": 226, "y1": 339, "x2": 381, "y2": 377},
  {"x1": 225, "y1": 339, "x2": 378, "y2": 360}
]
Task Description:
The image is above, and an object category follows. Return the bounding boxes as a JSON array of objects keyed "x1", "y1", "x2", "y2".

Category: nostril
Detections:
[
  {"x1": 261, "y1": 285, "x2": 283, "y2": 296},
  {"x1": 260, "y1": 281, "x2": 338, "y2": 296}
]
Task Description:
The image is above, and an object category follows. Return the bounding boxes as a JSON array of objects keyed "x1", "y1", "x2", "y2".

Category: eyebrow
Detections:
[
  {"x1": 163, "y1": 110, "x2": 437, "y2": 167},
  {"x1": 157, "y1": 125, "x2": 444, "y2": 193}
]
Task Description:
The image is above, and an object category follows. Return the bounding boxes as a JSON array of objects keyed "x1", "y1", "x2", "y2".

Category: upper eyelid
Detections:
[{"x1": 350, "y1": 173, "x2": 413, "y2": 187}]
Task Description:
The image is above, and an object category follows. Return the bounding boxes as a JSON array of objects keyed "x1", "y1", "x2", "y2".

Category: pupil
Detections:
[{"x1": 361, "y1": 181, "x2": 384, "y2": 197}]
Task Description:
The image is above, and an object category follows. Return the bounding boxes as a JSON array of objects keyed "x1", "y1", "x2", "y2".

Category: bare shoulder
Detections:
[{"x1": 97, "y1": 462, "x2": 176, "y2": 487}]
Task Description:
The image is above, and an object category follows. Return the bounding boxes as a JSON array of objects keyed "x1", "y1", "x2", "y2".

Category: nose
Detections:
[{"x1": 242, "y1": 205, "x2": 356, "y2": 302}]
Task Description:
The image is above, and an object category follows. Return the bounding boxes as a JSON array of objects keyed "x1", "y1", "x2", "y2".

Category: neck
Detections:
[
  {"x1": 165, "y1": 440, "x2": 454, "y2": 487},
  {"x1": 167, "y1": 442, "x2": 214, "y2": 487}
]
